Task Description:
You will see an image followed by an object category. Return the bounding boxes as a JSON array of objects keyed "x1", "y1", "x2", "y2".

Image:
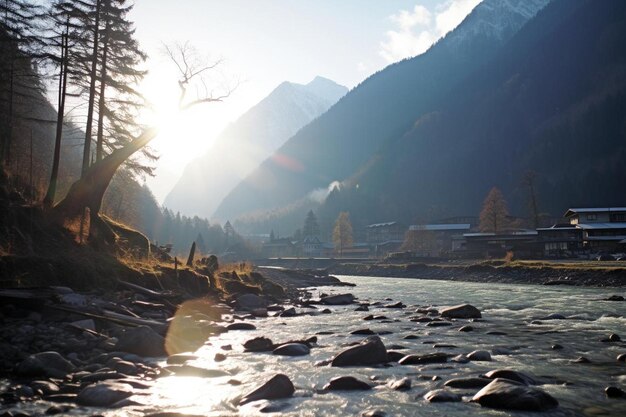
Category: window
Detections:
[
  {"x1": 611, "y1": 213, "x2": 625, "y2": 222},
  {"x1": 586, "y1": 214, "x2": 597, "y2": 221}
]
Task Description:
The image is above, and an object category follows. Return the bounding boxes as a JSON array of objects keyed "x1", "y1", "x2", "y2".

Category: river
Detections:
[{"x1": 5, "y1": 276, "x2": 626, "y2": 416}]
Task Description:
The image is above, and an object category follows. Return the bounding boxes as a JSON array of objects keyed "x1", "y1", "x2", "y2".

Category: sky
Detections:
[{"x1": 131, "y1": 0, "x2": 481, "y2": 202}]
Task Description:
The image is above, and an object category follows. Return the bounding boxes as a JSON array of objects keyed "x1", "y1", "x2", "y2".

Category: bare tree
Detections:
[{"x1": 479, "y1": 187, "x2": 510, "y2": 234}]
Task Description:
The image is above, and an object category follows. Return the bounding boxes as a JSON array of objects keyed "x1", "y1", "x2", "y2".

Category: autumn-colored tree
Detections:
[
  {"x1": 332, "y1": 211, "x2": 353, "y2": 256},
  {"x1": 479, "y1": 187, "x2": 510, "y2": 233}
]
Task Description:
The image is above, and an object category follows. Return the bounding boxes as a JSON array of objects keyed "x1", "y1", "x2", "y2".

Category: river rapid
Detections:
[{"x1": 4, "y1": 276, "x2": 626, "y2": 416}]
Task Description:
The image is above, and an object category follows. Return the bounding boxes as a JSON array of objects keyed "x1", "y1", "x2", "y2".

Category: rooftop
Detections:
[
  {"x1": 410, "y1": 223, "x2": 471, "y2": 231},
  {"x1": 564, "y1": 207, "x2": 626, "y2": 217},
  {"x1": 367, "y1": 222, "x2": 398, "y2": 228}
]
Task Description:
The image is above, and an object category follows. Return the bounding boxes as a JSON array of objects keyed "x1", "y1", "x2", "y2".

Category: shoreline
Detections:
[{"x1": 326, "y1": 262, "x2": 626, "y2": 288}]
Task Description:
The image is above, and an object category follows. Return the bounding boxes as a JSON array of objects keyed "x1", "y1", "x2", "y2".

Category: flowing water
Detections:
[{"x1": 4, "y1": 276, "x2": 626, "y2": 416}]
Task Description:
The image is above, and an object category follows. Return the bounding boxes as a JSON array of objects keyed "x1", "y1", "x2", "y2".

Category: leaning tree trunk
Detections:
[{"x1": 52, "y1": 128, "x2": 158, "y2": 242}]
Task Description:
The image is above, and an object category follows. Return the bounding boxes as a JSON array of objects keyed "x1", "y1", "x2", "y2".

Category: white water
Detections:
[{"x1": 5, "y1": 276, "x2": 626, "y2": 416}]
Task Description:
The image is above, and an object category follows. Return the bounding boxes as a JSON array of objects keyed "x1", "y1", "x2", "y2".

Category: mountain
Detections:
[
  {"x1": 342, "y1": 0, "x2": 626, "y2": 223},
  {"x1": 213, "y1": 0, "x2": 550, "y2": 226},
  {"x1": 163, "y1": 76, "x2": 347, "y2": 217}
]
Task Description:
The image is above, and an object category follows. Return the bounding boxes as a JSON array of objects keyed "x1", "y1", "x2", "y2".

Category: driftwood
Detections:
[
  {"x1": 117, "y1": 279, "x2": 171, "y2": 298},
  {"x1": 48, "y1": 304, "x2": 167, "y2": 333}
]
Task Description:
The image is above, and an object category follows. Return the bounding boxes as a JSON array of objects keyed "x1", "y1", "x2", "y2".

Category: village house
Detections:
[
  {"x1": 366, "y1": 221, "x2": 405, "y2": 256},
  {"x1": 408, "y1": 223, "x2": 471, "y2": 255}
]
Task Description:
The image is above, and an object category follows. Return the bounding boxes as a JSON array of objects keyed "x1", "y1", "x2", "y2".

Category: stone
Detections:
[
  {"x1": 605, "y1": 386, "x2": 625, "y2": 398},
  {"x1": 444, "y1": 377, "x2": 491, "y2": 389},
  {"x1": 604, "y1": 295, "x2": 625, "y2": 301},
  {"x1": 403, "y1": 335, "x2": 419, "y2": 340},
  {"x1": 355, "y1": 305, "x2": 369, "y2": 312},
  {"x1": 572, "y1": 357, "x2": 591, "y2": 364},
  {"x1": 236, "y1": 294, "x2": 268, "y2": 310},
  {"x1": 331, "y1": 336, "x2": 388, "y2": 367},
  {"x1": 361, "y1": 409, "x2": 386, "y2": 417},
  {"x1": 166, "y1": 353, "x2": 198, "y2": 365},
  {"x1": 386, "y1": 351, "x2": 405, "y2": 362},
  {"x1": 539, "y1": 313, "x2": 566, "y2": 320},
  {"x1": 16, "y1": 351, "x2": 75, "y2": 378},
  {"x1": 387, "y1": 377, "x2": 411, "y2": 391},
  {"x1": 323, "y1": 376, "x2": 371, "y2": 391},
  {"x1": 398, "y1": 352, "x2": 448, "y2": 365},
  {"x1": 451, "y1": 354, "x2": 470, "y2": 364},
  {"x1": 609, "y1": 333, "x2": 621, "y2": 342},
  {"x1": 351, "y1": 329, "x2": 376, "y2": 335},
  {"x1": 166, "y1": 365, "x2": 229, "y2": 378},
  {"x1": 458, "y1": 325, "x2": 474, "y2": 332},
  {"x1": 226, "y1": 322, "x2": 256, "y2": 331},
  {"x1": 239, "y1": 374, "x2": 295, "y2": 405},
  {"x1": 115, "y1": 326, "x2": 165, "y2": 357},
  {"x1": 551, "y1": 344, "x2": 563, "y2": 350},
  {"x1": 426, "y1": 321, "x2": 452, "y2": 327},
  {"x1": 468, "y1": 350, "x2": 492, "y2": 361},
  {"x1": 617, "y1": 353, "x2": 626, "y2": 362},
  {"x1": 273, "y1": 343, "x2": 310, "y2": 356},
  {"x1": 76, "y1": 381, "x2": 133, "y2": 407},
  {"x1": 106, "y1": 359, "x2": 138, "y2": 375},
  {"x1": 214, "y1": 353, "x2": 226, "y2": 362},
  {"x1": 484, "y1": 369, "x2": 536, "y2": 385},
  {"x1": 384, "y1": 302, "x2": 405, "y2": 308},
  {"x1": 321, "y1": 293, "x2": 356, "y2": 305},
  {"x1": 46, "y1": 405, "x2": 75, "y2": 415},
  {"x1": 279, "y1": 307, "x2": 297, "y2": 317},
  {"x1": 30, "y1": 381, "x2": 60, "y2": 396},
  {"x1": 440, "y1": 304, "x2": 481, "y2": 319},
  {"x1": 424, "y1": 389, "x2": 462, "y2": 402},
  {"x1": 243, "y1": 337, "x2": 274, "y2": 352},
  {"x1": 472, "y1": 378, "x2": 558, "y2": 411}
]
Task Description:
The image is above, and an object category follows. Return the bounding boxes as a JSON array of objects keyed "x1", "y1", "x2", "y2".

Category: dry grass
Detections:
[{"x1": 217, "y1": 261, "x2": 253, "y2": 276}]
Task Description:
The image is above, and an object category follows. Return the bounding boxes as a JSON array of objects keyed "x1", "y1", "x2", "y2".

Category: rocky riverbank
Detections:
[{"x1": 328, "y1": 262, "x2": 626, "y2": 287}]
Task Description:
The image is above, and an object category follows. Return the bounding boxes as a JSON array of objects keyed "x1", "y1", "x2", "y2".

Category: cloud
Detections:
[{"x1": 380, "y1": 0, "x2": 482, "y2": 63}]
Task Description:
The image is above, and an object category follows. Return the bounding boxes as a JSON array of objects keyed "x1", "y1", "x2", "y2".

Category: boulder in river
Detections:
[
  {"x1": 323, "y1": 376, "x2": 372, "y2": 391},
  {"x1": 273, "y1": 343, "x2": 310, "y2": 356},
  {"x1": 387, "y1": 377, "x2": 411, "y2": 391},
  {"x1": 398, "y1": 352, "x2": 448, "y2": 365},
  {"x1": 226, "y1": 322, "x2": 256, "y2": 331},
  {"x1": 243, "y1": 337, "x2": 274, "y2": 352},
  {"x1": 239, "y1": 374, "x2": 295, "y2": 405},
  {"x1": 331, "y1": 336, "x2": 388, "y2": 367},
  {"x1": 483, "y1": 369, "x2": 537, "y2": 385},
  {"x1": 605, "y1": 386, "x2": 625, "y2": 398},
  {"x1": 471, "y1": 378, "x2": 558, "y2": 411},
  {"x1": 115, "y1": 326, "x2": 166, "y2": 357},
  {"x1": 76, "y1": 381, "x2": 134, "y2": 407},
  {"x1": 444, "y1": 377, "x2": 491, "y2": 389},
  {"x1": 424, "y1": 389, "x2": 462, "y2": 402},
  {"x1": 440, "y1": 304, "x2": 481, "y2": 319},
  {"x1": 236, "y1": 294, "x2": 268, "y2": 310},
  {"x1": 321, "y1": 293, "x2": 356, "y2": 305},
  {"x1": 16, "y1": 351, "x2": 75, "y2": 378},
  {"x1": 467, "y1": 350, "x2": 492, "y2": 361}
]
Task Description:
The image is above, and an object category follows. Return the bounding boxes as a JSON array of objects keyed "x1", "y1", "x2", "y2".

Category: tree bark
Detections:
[{"x1": 95, "y1": 9, "x2": 109, "y2": 163}]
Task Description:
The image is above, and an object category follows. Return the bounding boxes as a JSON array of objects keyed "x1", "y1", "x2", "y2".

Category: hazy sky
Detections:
[{"x1": 131, "y1": 0, "x2": 481, "y2": 202}]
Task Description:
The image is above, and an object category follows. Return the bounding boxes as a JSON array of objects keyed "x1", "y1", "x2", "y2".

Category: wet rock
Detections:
[
  {"x1": 603, "y1": 295, "x2": 625, "y2": 301},
  {"x1": 166, "y1": 353, "x2": 198, "y2": 364},
  {"x1": 605, "y1": 386, "x2": 625, "y2": 398},
  {"x1": 321, "y1": 293, "x2": 355, "y2": 305},
  {"x1": 451, "y1": 354, "x2": 470, "y2": 364},
  {"x1": 30, "y1": 381, "x2": 60, "y2": 396},
  {"x1": 458, "y1": 325, "x2": 474, "y2": 332},
  {"x1": 424, "y1": 389, "x2": 462, "y2": 402},
  {"x1": 427, "y1": 321, "x2": 452, "y2": 327},
  {"x1": 539, "y1": 313, "x2": 566, "y2": 320},
  {"x1": 227, "y1": 322, "x2": 256, "y2": 331},
  {"x1": 468, "y1": 350, "x2": 492, "y2": 361},
  {"x1": 214, "y1": 353, "x2": 226, "y2": 362},
  {"x1": 323, "y1": 376, "x2": 371, "y2": 391},
  {"x1": 404, "y1": 335, "x2": 419, "y2": 340},
  {"x1": 471, "y1": 378, "x2": 558, "y2": 411},
  {"x1": 486, "y1": 331, "x2": 507, "y2": 336},
  {"x1": 106, "y1": 358, "x2": 138, "y2": 375},
  {"x1": 484, "y1": 369, "x2": 536, "y2": 385},
  {"x1": 144, "y1": 413, "x2": 205, "y2": 417},
  {"x1": 433, "y1": 343, "x2": 457, "y2": 348},
  {"x1": 320, "y1": 308, "x2": 332, "y2": 314},
  {"x1": 572, "y1": 357, "x2": 591, "y2": 364},
  {"x1": 384, "y1": 302, "x2": 405, "y2": 308},
  {"x1": 79, "y1": 371, "x2": 127, "y2": 383},
  {"x1": 361, "y1": 409, "x2": 386, "y2": 417},
  {"x1": 236, "y1": 294, "x2": 268, "y2": 310},
  {"x1": 279, "y1": 307, "x2": 297, "y2": 317},
  {"x1": 609, "y1": 333, "x2": 621, "y2": 342},
  {"x1": 166, "y1": 365, "x2": 229, "y2": 378},
  {"x1": 239, "y1": 374, "x2": 294, "y2": 405},
  {"x1": 444, "y1": 377, "x2": 491, "y2": 389},
  {"x1": 411, "y1": 316, "x2": 432, "y2": 323},
  {"x1": 399, "y1": 352, "x2": 447, "y2": 365},
  {"x1": 243, "y1": 337, "x2": 274, "y2": 352},
  {"x1": 351, "y1": 328, "x2": 376, "y2": 335},
  {"x1": 387, "y1": 377, "x2": 411, "y2": 391},
  {"x1": 331, "y1": 336, "x2": 388, "y2": 367},
  {"x1": 551, "y1": 344, "x2": 563, "y2": 350},
  {"x1": 251, "y1": 308, "x2": 268, "y2": 317},
  {"x1": 617, "y1": 353, "x2": 626, "y2": 362},
  {"x1": 115, "y1": 326, "x2": 166, "y2": 357},
  {"x1": 273, "y1": 343, "x2": 310, "y2": 356},
  {"x1": 16, "y1": 351, "x2": 75, "y2": 378},
  {"x1": 76, "y1": 381, "x2": 133, "y2": 407},
  {"x1": 46, "y1": 404, "x2": 75, "y2": 415},
  {"x1": 440, "y1": 304, "x2": 481, "y2": 319},
  {"x1": 355, "y1": 305, "x2": 369, "y2": 312},
  {"x1": 386, "y1": 351, "x2": 405, "y2": 362}
]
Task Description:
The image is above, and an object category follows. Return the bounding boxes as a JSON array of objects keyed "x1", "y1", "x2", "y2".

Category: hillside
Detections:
[
  {"x1": 214, "y1": 0, "x2": 550, "y2": 226},
  {"x1": 164, "y1": 77, "x2": 347, "y2": 218}
]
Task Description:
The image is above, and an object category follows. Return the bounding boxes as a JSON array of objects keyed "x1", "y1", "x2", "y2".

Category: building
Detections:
[
  {"x1": 365, "y1": 221, "x2": 405, "y2": 257},
  {"x1": 301, "y1": 236, "x2": 322, "y2": 257},
  {"x1": 537, "y1": 207, "x2": 626, "y2": 255},
  {"x1": 261, "y1": 238, "x2": 296, "y2": 258},
  {"x1": 460, "y1": 230, "x2": 540, "y2": 258},
  {"x1": 408, "y1": 223, "x2": 471, "y2": 255}
]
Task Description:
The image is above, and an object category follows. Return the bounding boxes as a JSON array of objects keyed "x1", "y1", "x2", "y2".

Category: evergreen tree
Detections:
[{"x1": 303, "y1": 209, "x2": 320, "y2": 238}]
